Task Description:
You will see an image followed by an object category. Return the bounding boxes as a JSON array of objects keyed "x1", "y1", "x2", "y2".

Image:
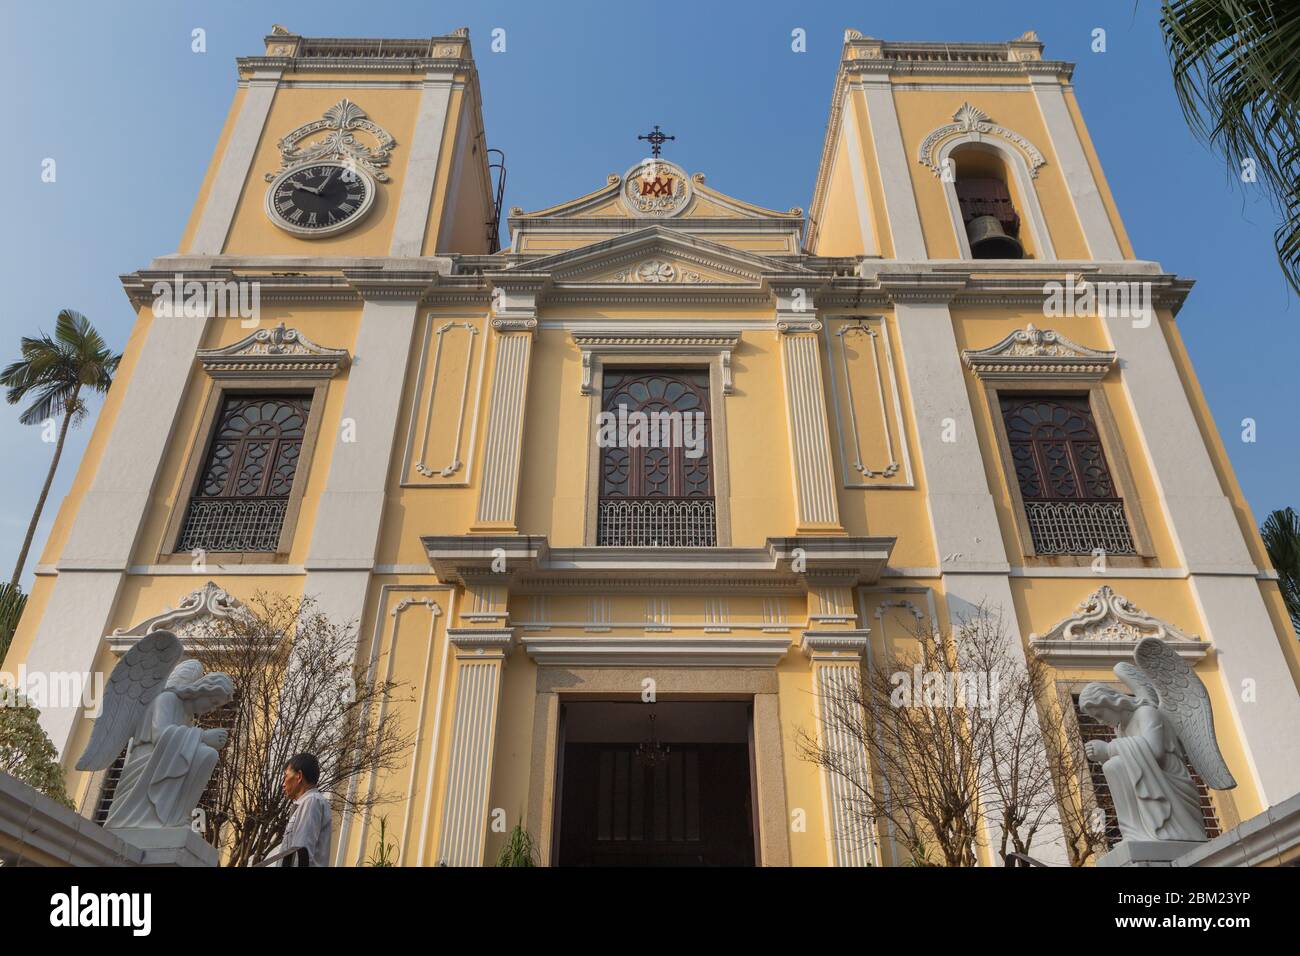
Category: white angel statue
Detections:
[
  {"x1": 1079, "y1": 636, "x2": 1236, "y2": 844},
  {"x1": 76, "y1": 630, "x2": 235, "y2": 830}
]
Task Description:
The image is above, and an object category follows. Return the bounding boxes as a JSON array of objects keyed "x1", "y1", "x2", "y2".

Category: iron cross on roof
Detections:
[{"x1": 637, "y1": 124, "x2": 675, "y2": 158}]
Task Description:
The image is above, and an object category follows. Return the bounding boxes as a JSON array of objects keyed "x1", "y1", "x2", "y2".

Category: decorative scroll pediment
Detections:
[
  {"x1": 918, "y1": 101, "x2": 1047, "y2": 177},
  {"x1": 197, "y1": 323, "x2": 350, "y2": 379},
  {"x1": 107, "y1": 582, "x2": 253, "y2": 654},
  {"x1": 1029, "y1": 586, "x2": 1209, "y2": 665},
  {"x1": 264, "y1": 98, "x2": 397, "y2": 182},
  {"x1": 962, "y1": 324, "x2": 1115, "y2": 381}
]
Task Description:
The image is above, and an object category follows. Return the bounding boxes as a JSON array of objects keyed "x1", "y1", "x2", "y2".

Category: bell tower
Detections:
[{"x1": 181, "y1": 27, "x2": 496, "y2": 258}]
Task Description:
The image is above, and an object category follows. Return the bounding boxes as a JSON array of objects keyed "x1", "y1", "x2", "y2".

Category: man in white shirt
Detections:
[{"x1": 272, "y1": 753, "x2": 332, "y2": 867}]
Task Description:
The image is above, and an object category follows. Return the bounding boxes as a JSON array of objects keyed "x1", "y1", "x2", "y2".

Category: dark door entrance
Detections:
[{"x1": 554, "y1": 701, "x2": 757, "y2": 867}]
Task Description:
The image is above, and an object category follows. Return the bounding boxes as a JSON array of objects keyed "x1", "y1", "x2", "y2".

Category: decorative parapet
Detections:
[
  {"x1": 1029, "y1": 586, "x2": 1209, "y2": 666},
  {"x1": 962, "y1": 323, "x2": 1115, "y2": 381},
  {"x1": 196, "y1": 323, "x2": 350, "y2": 379}
]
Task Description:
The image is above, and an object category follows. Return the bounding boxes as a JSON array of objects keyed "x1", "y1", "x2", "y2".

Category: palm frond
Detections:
[
  {"x1": 1261, "y1": 507, "x2": 1300, "y2": 632},
  {"x1": 1161, "y1": 1, "x2": 1300, "y2": 290}
]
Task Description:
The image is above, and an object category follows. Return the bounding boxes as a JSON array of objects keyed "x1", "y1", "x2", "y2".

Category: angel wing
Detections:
[
  {"x1": 1113, "y1": 661, "x2": 1159, "y2": 706},
  {"x1": 75, "y1": 630, "x2": 184, "y2": 771},
  {"x1": 1133, "y1": 636, "x2": 1237, "y2": 790}
]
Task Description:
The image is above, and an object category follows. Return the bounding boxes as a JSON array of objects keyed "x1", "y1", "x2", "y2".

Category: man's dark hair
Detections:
[{"x1": 287, "y1": 752, "x2": 320, "y2": 786}]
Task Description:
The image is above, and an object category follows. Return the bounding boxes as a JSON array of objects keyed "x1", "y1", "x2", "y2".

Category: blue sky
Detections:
[{"x1": 1, "y1": 1, "x2": 1295, "y2": 587}]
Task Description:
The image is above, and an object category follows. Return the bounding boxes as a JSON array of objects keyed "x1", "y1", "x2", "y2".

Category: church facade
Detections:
[{"x1": 7, "y1": 26, "x2": 1300, "y2": 866}]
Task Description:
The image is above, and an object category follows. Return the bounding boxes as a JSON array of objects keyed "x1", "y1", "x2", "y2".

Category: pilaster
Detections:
[
  {"x1": 474, "y1": 277, "x2": 543, "y2": 530},
  {"x1": 189, "y1": 69, "x2": 282, "y2": 255},
  {"x1": 775, "y1": 285, "x2": 841, "y2": 532},
  {"x1": 435, "y1": 625, "x2": 515, "y2": 866},
  {"x1": 802, "y1": 629, "x2": 876, "y2": 866}
]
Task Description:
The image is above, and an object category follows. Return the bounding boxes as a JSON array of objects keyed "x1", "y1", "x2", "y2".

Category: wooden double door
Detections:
[{"x1": 553, "y1": 701, "x2": 759, "y2": 867}]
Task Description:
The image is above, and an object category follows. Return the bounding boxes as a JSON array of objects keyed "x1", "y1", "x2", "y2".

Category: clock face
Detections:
[{"x1": 265, "y1": 162, "x2": 375, "y2": 237}]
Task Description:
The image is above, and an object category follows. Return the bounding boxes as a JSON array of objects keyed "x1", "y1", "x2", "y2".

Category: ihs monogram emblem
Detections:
[{"x1": 622, "y1": 159, "x2": 691, "y2": 216}]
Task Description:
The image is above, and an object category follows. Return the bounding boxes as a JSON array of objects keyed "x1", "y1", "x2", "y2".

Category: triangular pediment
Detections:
[
  {"x1": 513, "y1": 160, "x2": 802, "y2": 224},
  {"x1": 505, "y1": 160, "x2": 806, "y2": 259},
  {"x1": 514, "y1": 226, "x2": 812, "y2": 286}
]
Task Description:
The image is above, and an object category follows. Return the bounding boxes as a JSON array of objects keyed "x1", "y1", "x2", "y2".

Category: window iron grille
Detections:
[
  {"x1": 598, "y1": 498, "x2": 717, "y2": 548},
  {"x1": 1023, "y1": 499, "x2": 1136, "y2": 556}
]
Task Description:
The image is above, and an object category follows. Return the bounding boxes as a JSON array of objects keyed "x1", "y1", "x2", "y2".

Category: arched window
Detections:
[{"x1": 952, "y1": 146, "x2": 1025, "y2": 260}]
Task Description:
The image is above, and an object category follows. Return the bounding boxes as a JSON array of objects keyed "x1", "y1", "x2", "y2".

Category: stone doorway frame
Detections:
[{"x1": 525, "y1": 666, "x2": 792, "y2": 866}]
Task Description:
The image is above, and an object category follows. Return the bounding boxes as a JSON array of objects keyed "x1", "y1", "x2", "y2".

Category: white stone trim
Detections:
[
  {"x1": 389, "y1": 73, "x2": 455, "y2": 256},
  {"x1": 858, "y1": 78, "x2": 927, "y2": 259},
  {"x1": 0, "y1": 772, "x2": 146, "y2": 866},
  {"x1": 780, "y1": 328, "x2": 841, "y2": 527},
  {"x1": 436, "y1": 659, "x2": 505, "y2": 866},
  {"x1": 304, "y1": 298, "x2": 420, "y2": 572},
  {"x1": 1028, "y1": 77, "x2": 1122, "y2": 259},
  {"x1": 892, "y1": 301, "x2": 1008, "y2": 573},
  {"x1": 840, "y1": 97, "x2": 879, "y2": 255},
  {"x1": 190, "y1": 69, "x2": 282, "y2": 254},
  {"x1": 809, "y1": 658, "x2": 878, "y2": 866},
  {"x1": 475, "y1": 324, "x2": 534, "y2": 525},
  {"x1": 1189, "y1": 573, "x2": 1300, "y2": 804},
  {"x1": 1173, "y1": 791, "x2": 1300, "y2": 867}
]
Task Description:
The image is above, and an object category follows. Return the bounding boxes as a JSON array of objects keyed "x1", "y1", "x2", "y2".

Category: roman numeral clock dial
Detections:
[{"x1": 264, "y1": 161, "x2": 375, "y2": 237}]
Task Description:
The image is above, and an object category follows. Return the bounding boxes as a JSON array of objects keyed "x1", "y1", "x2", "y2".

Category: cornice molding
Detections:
[
  {"x1": 422, "y1": 534, "x2": 895, "y2": 592},
  {"x1": 801, "y1": 628, "x2": 871, "y2": 661},
  {"x1": 447, "y1": 626, "x2": 516, "y2": 659}
]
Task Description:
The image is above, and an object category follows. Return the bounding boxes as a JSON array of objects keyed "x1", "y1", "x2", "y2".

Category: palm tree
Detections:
[
  {"x1": 1160, "y1": 2, "x2": 1300, "y2": 291},
  {"x1": 1262, "y1": 507, "x2": 1300, "y2": 633},
  {"x1": 1, "y1": 310, "x2": 120, "y2": 587}
]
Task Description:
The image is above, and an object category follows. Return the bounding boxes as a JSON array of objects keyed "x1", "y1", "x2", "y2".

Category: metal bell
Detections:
[{"x1": 967, "y1": 215, "x2": 1024, "y2": 259}]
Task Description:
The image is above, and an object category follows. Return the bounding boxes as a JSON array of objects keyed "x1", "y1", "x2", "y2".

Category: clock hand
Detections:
[{"x1": 314, "y1": 166, "x2": 341, "y2": 196}]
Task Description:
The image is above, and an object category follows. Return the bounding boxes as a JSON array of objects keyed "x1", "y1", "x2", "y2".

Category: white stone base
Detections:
[
  {"x1": 108, "y1": 827, "x2": 219, "y2": 867},
  {"x1": 1097, "y1": 840, "x2": 1204, "y2": 868}
]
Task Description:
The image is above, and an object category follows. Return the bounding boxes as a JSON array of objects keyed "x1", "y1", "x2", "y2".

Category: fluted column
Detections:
[
  {"x1": 474, "y1": 280, "x2": 541, "y2": 531},
  {"x1": 803, "y1": 630, "x2": 876, "y2": 866},
  {"x1": 777, "y1": 300, "x2": 841, "y2": 532},
  {"x1": 435, "y1": 623, "x2": 514, "y2": 866}
]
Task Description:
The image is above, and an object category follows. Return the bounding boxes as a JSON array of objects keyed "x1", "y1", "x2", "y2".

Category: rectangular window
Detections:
[
  {"x1": 999, "y1": 394, "x2": 1136, "y2": 556},
  {"x1": 176, "y1": 393, "x2": 312, "y2": 553},
  {"x1": 597, "y1": 369, "x2": 716, "y2": 547}
]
